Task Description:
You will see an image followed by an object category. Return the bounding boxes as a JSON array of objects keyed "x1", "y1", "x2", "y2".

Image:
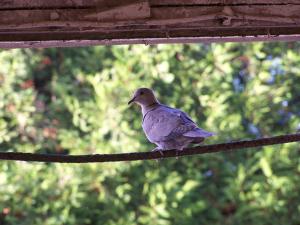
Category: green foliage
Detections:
[{"x1": 0, "y1": 42, "x2": 300, "y2": 224}]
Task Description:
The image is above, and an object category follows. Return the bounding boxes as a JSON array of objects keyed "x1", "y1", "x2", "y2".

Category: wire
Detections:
[{"x1": 0, "y1": 133, "x2": 299, "y2": 163}]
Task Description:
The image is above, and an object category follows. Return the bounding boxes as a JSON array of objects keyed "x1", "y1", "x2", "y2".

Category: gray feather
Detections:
[{"x1": 142, "y1": 104, "x2": 214, "y2": 150}]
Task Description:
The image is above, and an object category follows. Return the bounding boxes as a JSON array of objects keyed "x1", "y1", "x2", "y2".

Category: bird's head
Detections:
[{"x1": 128, "y1": 88, "x2": 158, "y2": 107}]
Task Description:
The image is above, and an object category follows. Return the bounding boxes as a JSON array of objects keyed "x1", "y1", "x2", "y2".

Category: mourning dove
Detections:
[{"x1": 128, "y1": 88, "x2": 214, "y2": 154}]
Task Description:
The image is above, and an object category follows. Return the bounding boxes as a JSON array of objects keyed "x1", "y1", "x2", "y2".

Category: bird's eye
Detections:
[{"x1": 140, "y1": 91, "x2": 144, "y2": 95}]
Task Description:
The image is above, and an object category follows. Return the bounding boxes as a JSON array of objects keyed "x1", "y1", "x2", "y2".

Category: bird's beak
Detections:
[{"x1": 128, "y1": 96, "x2": 136, "y2": 105}]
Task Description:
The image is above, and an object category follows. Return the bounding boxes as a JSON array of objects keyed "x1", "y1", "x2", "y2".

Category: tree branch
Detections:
[{"x1": 0, "y1": 133, "x2": 299, "y2": 163}]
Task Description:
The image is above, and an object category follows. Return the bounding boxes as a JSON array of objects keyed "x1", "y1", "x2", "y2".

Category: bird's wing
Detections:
[{"x1": 142, "y1": 105, "x2": 197, "y2": 142}]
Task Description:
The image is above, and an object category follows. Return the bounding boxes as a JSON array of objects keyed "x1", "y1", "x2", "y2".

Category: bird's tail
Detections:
[{"x1": 183, "y1": 128, "x2": 215, "y2": 138}]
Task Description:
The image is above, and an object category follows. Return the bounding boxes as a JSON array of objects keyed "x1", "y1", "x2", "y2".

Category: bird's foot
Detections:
[
  {"x1": 151, "y1": 148, "x2": 164, "y2": 163},
  {"x1": 175, "y1": 148, "x2": 184, "y2": 160},
  {"x1": 151, "y1": 147, "x2": 164, "y2": 156}
]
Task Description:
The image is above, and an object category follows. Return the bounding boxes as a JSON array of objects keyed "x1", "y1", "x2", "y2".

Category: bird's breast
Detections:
[{"x1": 142, "y1": 108, "x2": 181, "y2": 142}]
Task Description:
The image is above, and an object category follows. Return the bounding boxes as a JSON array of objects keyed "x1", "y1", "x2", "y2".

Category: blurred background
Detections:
[{"x1": 0, "y1": 42, "x2": 299, "y2": 225}]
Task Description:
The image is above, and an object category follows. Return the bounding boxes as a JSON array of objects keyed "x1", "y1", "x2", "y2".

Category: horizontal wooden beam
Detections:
[
  {"x1": 1, "y1": 35, "x2": 300, "y2": 49},
  {"x1": 149, "y1": 0, "x2": 300, "y2": 5},
  {"x1": 1, "y1": 0, "x2": 299, "y2": 9},
  {"x1": 1, "y1": 0, "x2": 300, "y2": 48},
  {"x1": 0, "y1": 0, "x2": 139, "y2": 9}
]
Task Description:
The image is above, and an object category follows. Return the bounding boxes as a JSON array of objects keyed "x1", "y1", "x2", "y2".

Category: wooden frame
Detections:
[{"x1": 1, "y1": 0, "x2": 300, "y2": 48}]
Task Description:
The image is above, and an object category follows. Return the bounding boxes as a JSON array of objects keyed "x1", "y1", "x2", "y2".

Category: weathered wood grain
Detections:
[
  {"x1": 0, "y1": 0, "x2": 142, "y2": 9},
  {"x1": 149, "y1": 0, "x2": 300, "y2": 5},
  {"x1": 1, "y1": 0, "x2": 299, "y2": 9},
  {"x1": 0, "y1": 0, "x2": 300, "y2": 48},
  {"x1": 1, "y1": 5, "x2": 299, "y2": 28}
]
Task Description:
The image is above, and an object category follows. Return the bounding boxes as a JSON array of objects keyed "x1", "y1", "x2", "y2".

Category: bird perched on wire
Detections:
[{"x1": 128, "y1": 88, "x2": 214, "y2": 155}]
